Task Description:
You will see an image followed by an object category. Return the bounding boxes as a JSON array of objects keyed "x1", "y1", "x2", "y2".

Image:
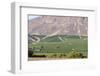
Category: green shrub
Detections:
[
  {"x1": 67, "y1": 51, "x2": 84, "y2": 58},
  {"x1": 51, "y1": 54, "x2": 57, "y2": 58},
  {"x1": 59, "y1": 53, "x2": 66, "y2": 58}
]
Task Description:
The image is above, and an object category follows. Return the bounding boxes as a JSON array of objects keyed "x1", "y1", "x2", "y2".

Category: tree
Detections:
[{"x1": 28, "y1": 48, "x2": 33, "y2": 57}]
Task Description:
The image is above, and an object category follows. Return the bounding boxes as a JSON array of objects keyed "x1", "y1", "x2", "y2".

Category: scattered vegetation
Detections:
[
  {"x1": 28, "y1": 35, "x2": 88, "y2": 59},
  {"x1": 67, "y1": 51, "x2": 85, "y2": 58}
]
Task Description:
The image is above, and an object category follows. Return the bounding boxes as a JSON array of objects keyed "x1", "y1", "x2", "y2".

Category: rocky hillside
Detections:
[{"x1": 28, "y1": 15, "x2": 88, "y2": 36}]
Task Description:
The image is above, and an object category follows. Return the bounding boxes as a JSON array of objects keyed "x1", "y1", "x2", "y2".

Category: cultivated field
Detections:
[{"x1": 28, "y1": 35, "x2": 88, "y2": 60}]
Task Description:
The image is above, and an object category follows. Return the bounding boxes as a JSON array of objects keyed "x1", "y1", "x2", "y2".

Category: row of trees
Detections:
[{"x1": 28, "y1": 48, "x2": 87, "y2": 58}]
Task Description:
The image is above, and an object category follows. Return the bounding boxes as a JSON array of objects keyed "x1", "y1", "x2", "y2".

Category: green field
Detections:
[{"x1": 28, "y1": 35, "x2": 88, "y2": 59}]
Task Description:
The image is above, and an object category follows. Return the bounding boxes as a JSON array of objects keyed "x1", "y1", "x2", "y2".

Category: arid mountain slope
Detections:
[{"x1": 28, "y1": 16, "x2": 88, "y2": 36}]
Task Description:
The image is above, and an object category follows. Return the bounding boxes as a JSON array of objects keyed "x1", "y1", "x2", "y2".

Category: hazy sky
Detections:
[{"x1": 28, "y1": 15, "x2": 40, "y2": 20}]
